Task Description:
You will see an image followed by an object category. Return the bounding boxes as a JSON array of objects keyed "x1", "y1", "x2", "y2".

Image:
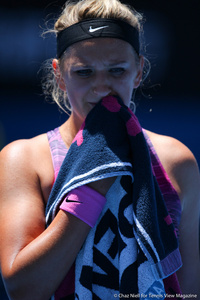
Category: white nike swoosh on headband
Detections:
[{"x1": 89, "y1": 25, "x2": 109, "y2": 33}]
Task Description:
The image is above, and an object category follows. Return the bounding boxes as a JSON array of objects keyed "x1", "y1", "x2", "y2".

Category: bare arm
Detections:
[
  {"x1": 175, "y1": 150, "x2": 200, "y2": 294},
  {"x1": 146, "y1": 131, "x2": 200, "y2": 294},
  {"x1": 0, "y1": 140, "x2": 91, "y2": 300}
]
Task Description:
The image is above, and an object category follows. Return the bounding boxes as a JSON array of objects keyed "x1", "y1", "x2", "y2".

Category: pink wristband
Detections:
[{"x1": 59, "y1": 185, "x2": 106, "y2": 227}]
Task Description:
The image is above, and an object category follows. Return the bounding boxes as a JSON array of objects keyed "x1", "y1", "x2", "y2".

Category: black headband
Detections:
[{"x1": 57, "y1": 18, "x2": 140, "y2": 58}]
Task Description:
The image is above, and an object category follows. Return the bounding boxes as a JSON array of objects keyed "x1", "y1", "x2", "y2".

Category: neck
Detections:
[{"x1": 59, "y1": 113, "x2": 84, "y2": 148}]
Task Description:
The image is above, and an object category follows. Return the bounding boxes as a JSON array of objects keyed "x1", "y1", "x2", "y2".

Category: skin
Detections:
[{"x1": 0, "y1": 38, "x2": 199, "y2": 300}]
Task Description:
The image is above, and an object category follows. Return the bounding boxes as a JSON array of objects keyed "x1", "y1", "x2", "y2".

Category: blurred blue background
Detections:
[{"x1": 0, "y1": 0, "x2": 199, "y2": 299}]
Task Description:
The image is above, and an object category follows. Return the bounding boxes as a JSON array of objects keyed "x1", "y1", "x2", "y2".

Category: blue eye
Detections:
[
  {"x1": 109, "y1": 68, "x2": 125, "y2": 75},
  {"x1": 76, "y1": 69, "x2": 93, "y2": 77}
]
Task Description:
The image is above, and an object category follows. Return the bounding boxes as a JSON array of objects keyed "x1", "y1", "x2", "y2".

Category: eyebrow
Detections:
[
  {"x1": 108, "y1": 61, "x2": 129, "y2": 66},
  {"x1": 72, "y1": 61, "x2": 129, "y2": 68}
]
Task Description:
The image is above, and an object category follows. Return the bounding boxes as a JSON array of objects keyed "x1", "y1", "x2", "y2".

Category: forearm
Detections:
[
  {"x1": 177, "y1": 242, "x2": 200, "y2": 295},
  {"x1": 177, "y1": 194, "x2": 200, "y2": 295},
  {"x1": 4, "y1": 210, "x2": 90, "y2": 300}
]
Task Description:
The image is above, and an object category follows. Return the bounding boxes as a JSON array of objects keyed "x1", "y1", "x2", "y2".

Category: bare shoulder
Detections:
[
  {"x1": 145, "y1": 129, "x2": 197, "y2": 165},
  {"x1": 145, "y1": 130, "x2": 200, "y2": 203},
  {"x1": 0, "y1": 134, "x2": 50, "y2": 178},
  {"x1": 1, "y1": 133, "x2": 49, "y2": 160},
  {"x1": 0, "y1": 133, "x2": 54, "y2": 203}
]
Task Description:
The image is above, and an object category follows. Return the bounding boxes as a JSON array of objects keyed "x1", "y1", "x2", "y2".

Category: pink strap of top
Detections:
[
  {"x1": 47, "y1": 127, "x2": 68, "y2": 182},
  {"x1": 143, "y1": 130, "x2": 181, "y2": 238}
]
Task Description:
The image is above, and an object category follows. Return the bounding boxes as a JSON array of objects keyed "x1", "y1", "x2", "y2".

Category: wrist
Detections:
[{"x1": 60, "y1": 185, "x2": 106, "y2": 227}]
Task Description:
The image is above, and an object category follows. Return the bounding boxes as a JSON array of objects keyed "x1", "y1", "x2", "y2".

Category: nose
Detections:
[{"x1": 92, "y1": 72, "x2": 112, "y2": 97}]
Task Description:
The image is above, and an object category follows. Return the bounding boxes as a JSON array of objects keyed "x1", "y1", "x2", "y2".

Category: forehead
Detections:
[{"x1": 63, "y1": 38, "x2": 136, "y2": 63}]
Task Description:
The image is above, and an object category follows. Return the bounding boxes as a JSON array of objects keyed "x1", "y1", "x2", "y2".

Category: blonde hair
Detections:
[
  {"x1": 42, "y1": 0, "x2": 144, "y2": 114},
  {"x1": 55, "y1": 0, "x2": 142, "y2": 32}
]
